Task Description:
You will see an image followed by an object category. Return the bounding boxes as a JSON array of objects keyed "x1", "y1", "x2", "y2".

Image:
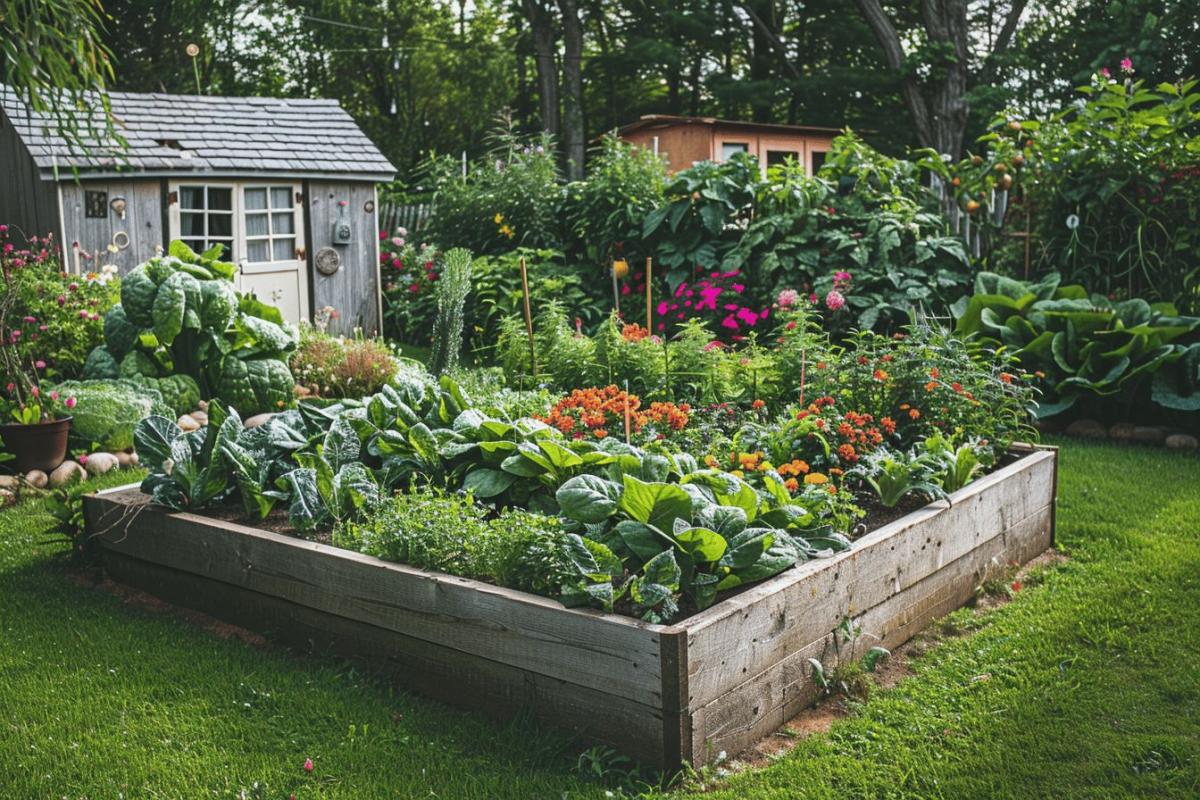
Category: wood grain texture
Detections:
[
  {"x1": 306, "y1": 180, "x2": 381, "y2": 336},
  {"x1": 102, "y1": 549, "x2": 672, "y2": 766},
  {"x1": 683, "y1": 449, "x2": 1056, "y2": 709},
  {"x1": 84, "y1": 489, "x2": 666, "y2": 708},
  {"x1": 59, "y1": 179, "x2": 163, "y2": 274},
  {"x1": 0, "y1": 108, "x2": 61, "y2": 244}
]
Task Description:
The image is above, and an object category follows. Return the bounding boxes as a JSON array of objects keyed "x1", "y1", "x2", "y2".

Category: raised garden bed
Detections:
[{"x1": 82, "y1": 444, "x2": 1056, "y2": 770}]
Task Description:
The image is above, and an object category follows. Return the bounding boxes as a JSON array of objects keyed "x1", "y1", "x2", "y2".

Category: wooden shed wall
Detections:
[
  {"x1": 306, "y1": 180, "x2": 382, "y2": 337},
  {"x1": 0, "y1": 108, "x2": 61, "y2": 244},
  {"x1": 59, "y1": 179, "x2": 164, "y2": 274}
]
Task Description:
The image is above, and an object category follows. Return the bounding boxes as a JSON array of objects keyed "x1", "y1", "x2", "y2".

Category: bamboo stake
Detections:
[
  {"x1": 623, "y1": 380, "x2": 632, "y2": 445},
  {"x1": 519, "y1": 256, "x2": 536, "y2": 378},
  {"x1": 645, "y1": 256, "x2": 653, "y2": 329},
  {"x1": 611, "y1": 263, "x2": 620, "y2": 313}
]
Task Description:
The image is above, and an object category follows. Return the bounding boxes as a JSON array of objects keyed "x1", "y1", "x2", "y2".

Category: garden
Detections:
[{"x1": 3, "y1": 2, "x2": 1200, "y2": 793}]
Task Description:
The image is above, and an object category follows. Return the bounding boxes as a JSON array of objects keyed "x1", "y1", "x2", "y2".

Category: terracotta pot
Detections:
[{"x1": 0, "y1": 416, "x2": 72, "y2": 473}]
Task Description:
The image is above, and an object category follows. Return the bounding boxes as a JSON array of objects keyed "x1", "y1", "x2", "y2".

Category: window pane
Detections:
[
  {"x1": 767, "y1": 150, "x2": 798, "y2": 167},
  {"x1": 270, "y1": 187, "x2": 293, "y2": 209},
  {"x1": 209, "y1": 214, "x2": 232, "y2": 237},
  {"x1": 810, "y1": 150, "x2": 827, "y2": 174},
  {"x1": 209, "y1": 240, "x2": 234, "y2": 260},
  {"x1": 245, "y1": 212, "x2": 269, "y2": 237},
  {"x1": 181, "y1": 238, "x2": 205, "y2": 253},
  {"x1": 273, "y1": 238, "x2": 296, "y2": 262},
  {"x1": 179, "y1": 186, "x2": 205, "y2": 209},
  {"x1": 180, "y1": 212, "x2": 205, "y2": 237},
  {"x1": 272, "y1": 211, "x2": 295, "y2": 234},
  {"x1": 720, "y1": 142, "x2": 748, "y2": 160},
  {"x1": 208, "y1": 187, "x2": 233, "y2": 210},
  {"x1": 244, "y1": 188, "x2": 268, "y2": 210},
  {"x1": 247, "y1": 240, "x2": 270, "y2": 263}
]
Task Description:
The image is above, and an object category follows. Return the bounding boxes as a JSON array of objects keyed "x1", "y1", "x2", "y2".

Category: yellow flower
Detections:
[
  {"x1": 499, "y1": 224, "x2": 515, "y2": 239},
  {"x1": 493, "y1": 213, "x2": 504, "y2": 224},
  {"x1": 804, "y1": 472, "x2": 828, "y2": 485}
]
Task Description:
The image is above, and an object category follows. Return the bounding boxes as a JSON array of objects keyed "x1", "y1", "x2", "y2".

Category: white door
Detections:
[
  {"x1": 237, "y1": 185, "x2": 308, "y2": 325},
  {"x1": 168, "y1": 182, "x2": 308, "y2": 325}
]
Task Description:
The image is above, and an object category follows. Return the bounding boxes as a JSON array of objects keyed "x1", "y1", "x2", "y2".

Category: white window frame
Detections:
[
  {"x1": 168, "y1": 181, "x2": 305, "y2": 274},
  {"x1": 173, "y1": 182, "x2": 237, "y2": 258}
]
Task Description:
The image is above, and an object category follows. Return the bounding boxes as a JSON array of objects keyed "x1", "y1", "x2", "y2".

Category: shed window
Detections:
[
  {"x1": 810, "y1": 150, "x2": 828, "y2": 175},
  {"x1": 720, "y1": 142, "x2": 749, "y2": 160},
  {"x1": 766, "y1": 150, "x2": 799, "y2": 168},
  {"x1": 178, "y1": 185, "x2": 234, "y2": 256},
  {"x1": 244, "y1": 186, "x2": 297, "y2": 264}
]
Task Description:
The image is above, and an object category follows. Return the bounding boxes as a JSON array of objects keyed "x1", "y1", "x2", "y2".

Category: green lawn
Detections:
[{"x1": 1, "y1": 439, "x2": 1198, "y2": 798}]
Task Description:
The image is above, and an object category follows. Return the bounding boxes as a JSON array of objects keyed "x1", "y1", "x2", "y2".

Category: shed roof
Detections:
[
  {"x1": 619, "y1": 114, "x2": 842, "y2": 138},
  {"x1": 0, "y1": 86, "x2": 395, "y2": 182}
]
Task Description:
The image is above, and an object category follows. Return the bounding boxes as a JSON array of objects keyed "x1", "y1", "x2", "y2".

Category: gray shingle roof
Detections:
[{"x1": 0, "y1": 86, "x2": 395, "y2": 180}]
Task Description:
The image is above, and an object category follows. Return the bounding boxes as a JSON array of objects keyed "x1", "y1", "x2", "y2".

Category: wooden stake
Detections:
[
  {"x1": 623, "y1": 380, "x2": 632, "y2": 445},
  {"x1": 645, "y1": 256, "x2": 653, "y2": 330},
  {"x1": 611, "y1": 263, "x2": 620, "y2": 313},
  {"x1": 519, "y1": 256, "x2": 537, "y2": 378}
]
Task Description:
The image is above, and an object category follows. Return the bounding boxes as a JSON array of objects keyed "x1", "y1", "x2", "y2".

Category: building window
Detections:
[
  {"x1": 810, "y1": 150, "x2": 828, "y2": 175},
  {"x1": 766, "y1": 150, "x2": 799, "y2": 168},
  {"x1": 178, "y1": 185, "x2": 234, "y2": 256},
  {"x1": 244, "y1": 186, "x2": 297, "y2": 264},
  {"x1": 720, "y1": 142, "x2": 749, "y2": 160}
]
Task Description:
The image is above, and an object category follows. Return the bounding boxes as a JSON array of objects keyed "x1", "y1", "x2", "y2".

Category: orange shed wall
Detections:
[
  {"x1": 623, "y1": 126, "x2": 712, "y2": 173},
  {"x1": 624, "y1": 125, "x2": 838, "y2": 175}
]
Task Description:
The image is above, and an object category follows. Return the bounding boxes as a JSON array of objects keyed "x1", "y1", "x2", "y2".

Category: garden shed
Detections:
[
  {"x1": 620, "y1": 114, "x2": 839, "y2": 177},
  {"x1": 0, "y1": 86, "x2": 395, "y2": 335}
]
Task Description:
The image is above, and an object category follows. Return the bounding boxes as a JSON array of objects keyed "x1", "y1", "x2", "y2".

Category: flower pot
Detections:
[{"x1": 0, "y1": 416, "x2": 72, "y2": 473}]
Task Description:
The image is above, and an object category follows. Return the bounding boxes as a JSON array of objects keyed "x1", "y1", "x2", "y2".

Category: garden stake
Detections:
[
  {"x1": 519, "y1": 256, "x2": 537, "y2": 378},
  {"x1": 645, "y1": 256, "x2": 653, "y2": 329},
  {"x1": 623, "y1": 380, "x2": 632, "y2": 444}
]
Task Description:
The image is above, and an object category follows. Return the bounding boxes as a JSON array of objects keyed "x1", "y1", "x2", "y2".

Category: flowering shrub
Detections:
[
  {"x1": 537, "y1": 385, "x2": 690, "y2": 444},
  {"x1": 380, "y1": 229, "x2": 440, "y2": 346},
  {"x1": 1, "y1": 227, "x2": 119, "y2": 380},
  {"x1": 651, "y1": 269, "x2": 771, "y2": 338}
]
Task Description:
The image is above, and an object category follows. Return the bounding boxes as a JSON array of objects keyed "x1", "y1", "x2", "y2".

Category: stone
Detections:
[
  {"x1": 177, "y1": 414, "x2": 201, "y2": 433},
  {"x1": 244, "y1": 412, "x2": 276, "y2": 429},
  {"x1": 0, "y1": 489, "x2": 14, "y2": 508},
  {"x1": 0, "y1": 475, "x2": 19, "y2": 491},
  {"x1": 84, "y1": 452, "x2": 120, "y2": 475},
  {"x1": 1108, "y1": 422, "x2": 1136, "y2": 441},
  {"x1": 23, "y1": 470, "x2": 48, "y2": 489},
  {"x1": 115, "y1": 450, "x2": 137, "y2": 468},
  {"x1": 1131, "y1": 426, "x2": 1167, "y2": 445},
  {"x1": 1166, "y1": 433, "x2": 1199, "y2": 450},
  {"x1": 49, "y1": 460, "x2": 86, "y2": 487},
  {"x1": 197, "y1": 400, "x2": 209, "y2": 412},
  {"x1": 1065, "y1": 418, "x2": 1106, "y2": 439},
  {"x1": 188, "y1": 410, "x2": 209, "y2": 426}
]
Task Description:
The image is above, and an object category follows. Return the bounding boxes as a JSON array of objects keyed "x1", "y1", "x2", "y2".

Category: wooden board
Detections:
[
  {"x1": 84, "y1": 446, "x2": 1057, "y2": 770},
  {"x1": 306, "y1": 180, "x2": 381, "y2": 336}
]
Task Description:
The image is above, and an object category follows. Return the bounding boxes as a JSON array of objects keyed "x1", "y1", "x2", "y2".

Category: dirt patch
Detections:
[{"x1": 68, "y1": 565, "x2": 269, "y2": 648}]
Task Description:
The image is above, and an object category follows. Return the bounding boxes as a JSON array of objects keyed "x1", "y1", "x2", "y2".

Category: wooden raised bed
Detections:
[{"x1": 82, "y1": 444, "x2": 1056, "y2": 770}]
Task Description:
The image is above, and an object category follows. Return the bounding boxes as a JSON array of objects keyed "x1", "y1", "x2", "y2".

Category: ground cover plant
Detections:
[{"x1": 1, "y1": 439, "x2": 1196, "y2": 797}]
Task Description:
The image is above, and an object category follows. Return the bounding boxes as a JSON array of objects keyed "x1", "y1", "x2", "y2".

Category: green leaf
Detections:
[
  {"x1": 674, "y1": 526, "x2": 727, "y2": 563},
  {"x1": 619, "y1": 475, "x2": 692, "y2": 531},
  {"x1": 134, "y1": 415, "x2": 180, "y2": 471},
  {"x1": 556, "y1": 475, "x2": 623, "y2": 524},
  {"x1": 462, "y1": 467, "x2": 516, "y2": 498}
]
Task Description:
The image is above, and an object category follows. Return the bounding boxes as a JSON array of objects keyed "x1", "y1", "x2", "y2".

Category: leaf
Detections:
[
  {"x1": 619, "y1": 475, "x2": 693, "y2": 531},
  {"x1": 615, "y1": 520, "x2": 670, "y2": 562},
  {"x1": 277, "y1": 468, "x2": 323, "y2": 531},
  {"x1": 323, "y1": 416, "x2": 361, "y2": 472},
  {"x1": 134, "y1": 415, "x2": 181, "y2": 472},
  {"x1": 555, "y1": 475, "x2": 623, "y2": 523},
  {"x1": 462, "y1": 467, "x2": 516, "y2": 498},
  {"x1": 674, "y1": 526, "x2": 728, "y2": 563},
  {"x1": 863, "y1": 646, "x2": 890, "y2": 673}
]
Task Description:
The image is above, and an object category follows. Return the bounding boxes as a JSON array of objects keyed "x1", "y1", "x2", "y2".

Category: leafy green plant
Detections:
[
  {"x1": 853, "y1": 449, "x2": 947, "y2": 508},
  {"x1": 429, "y1": 248, "x2": 473, "y2": 375},
  {"x1": 48, "y1": 379, "x2": 174, "y2": 451},
  {"x1": 135, "y1": 405, "x2": 242, "y2": 511},
  {"x1": 922, "y1": 433, "x2": 993, "y2": 493}
]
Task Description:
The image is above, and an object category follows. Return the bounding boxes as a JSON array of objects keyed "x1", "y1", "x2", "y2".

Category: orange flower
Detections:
[
  {"x1": 924, "y1": 381, "x2": 938, "y2": 392},
  {"x1": 881, "y1": 416, "x2": 896, "y2": 434},
  {"x1": 873, "y1": 368, "x2": 889, "y2": 381},
  {"x1": 751, "y1": 399, "x2": 766, "y2": 410},
  {"x1": 620, "y1": 323, "x2": 651, "y2": 342},
  {"x1": 593, "y1": 428, "x2": 609, "y2": 439},
  {"x1": 929, "y1": 367, "x2": 940, "y2": 379},
  {"x1": 804, "y1": 472, "x2": 829, "y2": 485},
  {"x1": 999, "y1": 372, "x2": 1013, "y2": 384},
  {"x1": 909, "y1": 408, "x2": 921, "y2": 420},
  {"x1": 951, "y1": 382, "x2": 963, "y2": 393},
  {"x1": 784, "y1": 478, "x2": 800, "y2": 492}
]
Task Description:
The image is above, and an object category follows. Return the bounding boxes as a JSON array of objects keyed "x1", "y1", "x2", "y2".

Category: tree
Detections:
[
  {"x1": 0, "y1": 0, "x2": 117, "y2": 153},
  {"x1": 853, "y1": 0, "x2": 1028, "y2": 157},
  {"x1": 559, "y1": 0, "x2": 586, "y2": 178}
]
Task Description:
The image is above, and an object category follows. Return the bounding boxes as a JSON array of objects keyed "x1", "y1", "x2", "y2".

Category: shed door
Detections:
[
  {"x1": 168, "y1": 182, "x2": 308, "y2": 324},
  {"x1": 238, "y1": 185, "x2": 307, "y2": 325}
]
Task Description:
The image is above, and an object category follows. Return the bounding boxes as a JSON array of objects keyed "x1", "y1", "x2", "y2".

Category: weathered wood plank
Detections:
[
  {"x1": 689, "y1": 501, "x2": 1053, "y2": 760},
  {"x1": 85, "y1": 490, "x2": 666, "y2": 708},
  {"x1": 307, "y1": 180, "x2": 380, "y2": 336},
  {"x1": 102, "y1": 549, "x2": 672, "y2": 767},
  {"x1": 683, "y1": 449, "x2": 1055, "y2": 709}
]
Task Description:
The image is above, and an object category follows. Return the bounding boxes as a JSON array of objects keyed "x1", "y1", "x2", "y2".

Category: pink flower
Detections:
[
  {"x1": 379, "y1": 230, "x2": 388, "y2": 240},
  {"x1": 777, "y1": 289, "x2": 800, "y2": 308},
  {"x1": 57, "y1": 295, "x2": 66, "y2": 306},
  {"x1": 2, "y1": 243, "x2": 12, "y2": 255},
  {"x1": 833, "y1": 271, "x2": 851, "y2": 283},
  {"x1": 22, "y1": 315, "x2": 36, "y2": 324},
  {"x1": 79, "y1": 310, "x2": 89, "y2": 319},
  {"x1": 391, "y1": 237, "x2": 405, "y2": 247},
  {"x1": 49, "y1": 390, "x2": 59, "y2": 400},
  {"x1": 68, "y1": 282, "x2": 79, "y2": 291},
  {"x1": 35, "y1": 360, "x2": 46, "y2": 369},
  {"x1": 825, "y1": 290, "x2": 846, "y2": 311},
  {"x1": 408, "y1": 283, "x2": 420, "y2": 293},
  {"x1": 1099, "y1": 67, "x2": 1111, "y2": 78},
  {"x1": 78, "y1": 453, "x2": 88, "y2": 465},
  {"x1": 30, "y1": 386, "x2": 39, "y2": 398},
  {"x1": 1120, "y1": 57, "x2": 1133, "y2": 73},
  {"x1": 303, "y1": 758, "x2": 314, "y2": 773},
  {"x1": 4, "y1": 383, "x2": 12, "y2": 392},
  {"x1": 809, "y1": 293, "x2": 819, "y2": 304}
]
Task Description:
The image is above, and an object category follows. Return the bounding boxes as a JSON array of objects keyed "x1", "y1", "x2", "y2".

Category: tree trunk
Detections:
[
  {"x1": 558, "y1": 0, "x2": 585, "y2": 179},
  {"x1": 524, "y1": 0, "x2": 559, "y2": 136}
]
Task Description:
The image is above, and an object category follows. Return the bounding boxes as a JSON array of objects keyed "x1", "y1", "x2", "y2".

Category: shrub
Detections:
[
  {"x1": 429, "y1": 248, "x2": 473, "y2": 375},
  {"x1": 379, "y1": 234, "x2": 439, "y2": 346},
  {"x1": 48, "y1": 379, "x2": 174, "y2": 451},
  {"x1": 473, "y1": 509, "x2": 580, "y2": 598},
  {"x1": 290, "y1": 326, "x2": 400, "y2": 399}
]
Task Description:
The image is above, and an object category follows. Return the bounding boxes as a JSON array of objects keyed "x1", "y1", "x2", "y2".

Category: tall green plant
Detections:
[{"x1": 429, "y1": 248, "x2": 473, "y2": 375}]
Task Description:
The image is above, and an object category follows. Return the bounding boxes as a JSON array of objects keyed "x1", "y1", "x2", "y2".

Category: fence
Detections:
[{"x1": 379, "y1": 201, "x2": 432, "y2": 237}]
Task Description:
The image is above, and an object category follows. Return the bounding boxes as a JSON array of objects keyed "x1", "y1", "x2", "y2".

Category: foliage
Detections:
[
  {"x1": 135, "y1": 406, "x2": 242, "y2": 511},
  {"x1": 0, "y1": 229, "x2": 120, "y2": 380},
  {"x1": 537, "y1": 385, "x2": 691, "y2": 445},
  {"x1": 421, "y1": 119, "x2": 562, "y2": 255},
  {"x1": 851, "y1": 448, "x2": 947, "y2": 508},
  {"x1": 47, "y1": 379, "x2": 173, "y2": 451},
  {"x1": 429, "y1": 248, "x2": 473, "y2": 375},
  {"x1": 290, "y1": 326, "x2": 399, "y2": 399},
  {"x1": 953, "y1": 271, "x2": 1200, "y2": 417},
  {"x1": 379, "y1": 234, "x2": 439, "y2": 346},
  {"x1": 83, "y1": 241, "x2": 298, "y2": 417}
]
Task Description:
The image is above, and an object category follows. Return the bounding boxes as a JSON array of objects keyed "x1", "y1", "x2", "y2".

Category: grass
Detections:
[{"x1": 1, "y1": 438, "x2": 1198, "y2": 798}]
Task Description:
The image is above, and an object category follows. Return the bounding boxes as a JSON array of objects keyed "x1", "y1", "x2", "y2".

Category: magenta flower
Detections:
[
  {"x1": 78, "y1": 452, "x2": 88, "y2": 465},
  {"x1": 66, "y1": 396, "x2": 76, "y2": 409},
  {"x1": 1120, "y1": 57, "x2": 1133, "y2": 73},
  {"x1": 833, "y1": 271, "x2": 852, "y2": 283},
  {"x1": 777, "y1": 289, "x2": 800, "y2": 308},
  {"x1": 57, "y1": 295, "x2": 66, "y2": 306},
  {"x1": 68, "y1": 282, "x2": 79, "y2": 291},
  {"x1": 303, "y1": 758, "x2": 314, "y2": 772},
  {"x1": 809, "y1": 293, "x2": 819, "y2": 304},
  {"x1": 825, "y1": 290, "x2": 846, "y2": 311}
]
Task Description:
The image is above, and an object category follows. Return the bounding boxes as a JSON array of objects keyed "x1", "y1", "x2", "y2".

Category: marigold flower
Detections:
[
  {"x1": 925, "y1": 381, "x2": 938, "y2": 392},
  {"x1": 873, "y1": 368, "x2": 888, "y2": 382},
  {"x1": 751, "y1": 399, "x2": 765, "y2": 410},
  {"x1": 909, "y1": 408, "x2": 921, "y2": 420},
  {"x1": 929, "y1": 367, "x2": 940, "y2": 379},
  {"x1": 784, "y1": 478, "x2": 800, "y2": 492},
  {"x1": 804, "y1": 472, "x2": 828, "y2": 485}
]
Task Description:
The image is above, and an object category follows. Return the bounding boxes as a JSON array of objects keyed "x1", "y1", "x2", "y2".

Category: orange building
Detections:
[{"x1": 618, "y1": 115, "x2": 839, "y2": 177}]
